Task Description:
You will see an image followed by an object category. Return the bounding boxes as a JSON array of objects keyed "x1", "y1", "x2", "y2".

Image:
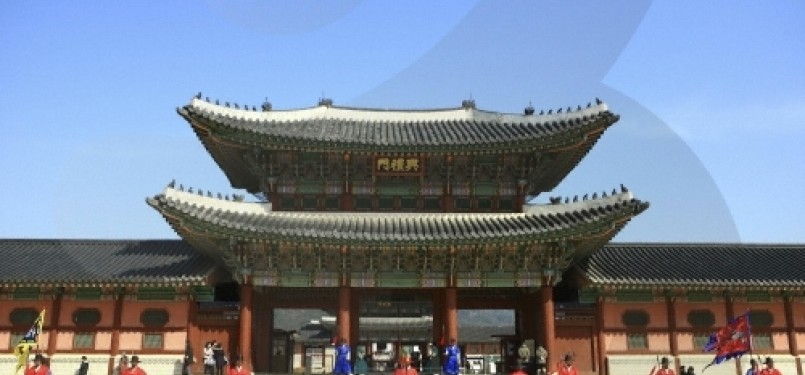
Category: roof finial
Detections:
[
  {"x1": 318, "y1": 94, "x2": 333, "y2": 107},
  {"x1": 262, "y1": 98, "x2": 272, "y2": 112},
  {"x1": 524, "y1": 101, "x2": 535, "y2": 115}
]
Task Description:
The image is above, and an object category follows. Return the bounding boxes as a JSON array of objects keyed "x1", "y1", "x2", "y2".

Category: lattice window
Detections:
[
  {"x1": 423, "y1": 197, "x2": 441, "y2": 211},
  {"x1": 73, "y1": 308, "x2": 101, "y2": 326},
  {"x1": 9, "y1": 332, "x2": 25, "y2": 347},
  {"x1": 143, "y1": 333, "x2": 164, "y2": 349},
  {"x1": 749, "y1": 310, "x2": 774, "y2": 327},
  {"x1": 73, "y1": 332, "x2": 95, "y2": 349},
  {"x1": 687, "y1": 310, "x2": 715, "y2": 328},
  {"x1": 352, "y1": 181, "x2": 375, "y2": 195},
  {"x1": 324, "y1": 196, "x2": 340, "y2": 210},
  {"x1": 752, "y1": 333, "x2": 773, "y2": 349},
  {"x1": 622, "y1": 310, "x2": 650, "y2": 327},
  {"x1": 477, "y1": 197, "x2": 493, "y2": 212},
  {"x1": 627, "y1": 333, "x2": 648, "y2": 349},
  {"x1": 325, "y1": 181, "x2": 343, "y2": 194},
  {"x1": 302, "y1": 195, "x2": 318, "y2": 211},
  {"x1": 499, "y1": 181, "x2": 517, "y2": 196},
  {"x1": 10, "y1": 308, "x2": 38, "y2": 326},
  {"x1": 693, "y1": 333, "x2": 710, "y2": 350},
  {"x1": 140, "y1": 309, "x2": 169, "y2": 327},
  {"x1": 420, "y1": 182, "x2": 442, "y2": 196}
]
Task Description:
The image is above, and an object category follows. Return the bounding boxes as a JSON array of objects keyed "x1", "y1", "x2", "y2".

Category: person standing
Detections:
[
  {"x1": 213, "y1": 342, "x2": 227, "y2": 375},
  {"x1": 394, "y1": 360, "x2": 420, "y2": 375},
  {"x1": 203, "y1": 342, "x2": 215, "y2": 375},
  {"x1": 77, "y1": 355, "x2": 89, "y2": 375},
  {"x1": 25, "y1": 354, "x2": 50, "y2": 375},
  {"x1": 555, "y1": 354, "x2": 578, "y2": 375},
  {"x1": 113, "y1": 355, "x2": 129, "y2": 375},
  {"x1": 442, "y1": 339, "x2": 461, "y2": 375},
  {"x1": 649, "y1": 357, "x2": 675, "y2": 375},
  {"x1": 745, "y1": 359, "x2": 761, "y2": 375},
  {"x1": 125, "y1": 355, "x2": 147, "y2": 375},
  {"x1": 333, "y1": 337, "x2": 352, "y2": 375}
]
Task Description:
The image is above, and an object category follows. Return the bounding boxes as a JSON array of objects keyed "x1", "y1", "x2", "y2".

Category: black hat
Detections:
[
  {"x1": 661, "y1": 357, "x2": 669, "y2": 364},
  {"x1": 764, "y1": 357, "x2": 774, "y2": 365},
  {"x1": 131, "y1": 355, "x2": 140, "y2": 363},
  {"x1": 33, "y1": 354, "x2": 44, "y2": 361}
]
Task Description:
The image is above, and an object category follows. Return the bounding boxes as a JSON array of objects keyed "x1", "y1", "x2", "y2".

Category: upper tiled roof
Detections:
[
  {"x1": 147, "y1": 187, "x2": 648, "y2": 246},
  {"x1": 580, "y1": 243, "x2": 805, "y2": 289},
  {"x1": 0, "y1": 239, "x2": 218, "y2": 287},
  {"x1": 179, "y1": 97, "x2": 618, "y2": 153}
]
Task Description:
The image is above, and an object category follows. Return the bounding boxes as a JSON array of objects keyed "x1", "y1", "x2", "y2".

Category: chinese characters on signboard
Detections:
[{"x1": 375, "y1": 157, "x2": 422, "y2": 175}]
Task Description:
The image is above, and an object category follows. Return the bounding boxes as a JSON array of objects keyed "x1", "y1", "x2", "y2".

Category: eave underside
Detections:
[{"x1": 148, "y1": 192, "x2": 647, "y2": 287}]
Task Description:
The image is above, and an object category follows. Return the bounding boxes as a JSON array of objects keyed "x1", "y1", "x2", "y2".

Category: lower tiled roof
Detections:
[
  {"x1": 0, "y1": 239, "x2": 217, "y2": 287},
  {"x1": 581, "y1": 243, "x2": 805, "y2": 288}
]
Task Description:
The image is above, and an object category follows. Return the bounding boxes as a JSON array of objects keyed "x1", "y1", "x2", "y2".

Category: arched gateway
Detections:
[{"x1": 147, "y1": 95, "x2": 648, "y2": 373}]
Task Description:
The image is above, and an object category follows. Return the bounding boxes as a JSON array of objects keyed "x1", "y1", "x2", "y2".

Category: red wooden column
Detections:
[
  {"x1": 186, "y1": 294, "x2": 201, "y2": 375},
  {"x1": 665, "y1": 291, "x2": 680, "y2": 372},
  {"x1": 445, "y1": 287, "x2": 458, "y2": 343},
  {"x1": 108, "y1": 288, "x2": 125, "y2": 375},
  {"x1": 432, "y1": 289, "x2": 445, "y2": 345},
  {"x1": 595, "y1": 295, "x2": 606, "y2": 374},
  {"x1": 540, "y1": 279, "x2": 555, "y2": 370},
  {"x1": 239, "y1": 281, "x2": 253, "y2": 371},
  {"x1": 46, "y1": 288, "x2": 63, "y2": 357},
  {"x1": 338, "y1": 286, "x2": 351, "y2": 343},
  {"x1": 783, "y1": 294, "x2": 801, "y2": 375}
]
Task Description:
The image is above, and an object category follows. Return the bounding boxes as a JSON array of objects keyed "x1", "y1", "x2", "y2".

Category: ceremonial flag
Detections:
[
  {"x1": 702, "y1": 312, "x2": 751, "y2": 371},
  {"x1": 13, "y1": 309, "x2": 46, "y2": 374}
]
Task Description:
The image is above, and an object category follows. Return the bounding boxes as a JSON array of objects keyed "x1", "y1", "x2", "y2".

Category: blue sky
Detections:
[{"x1": 1, "y1": 1, "x2": 803, "y2": 243}]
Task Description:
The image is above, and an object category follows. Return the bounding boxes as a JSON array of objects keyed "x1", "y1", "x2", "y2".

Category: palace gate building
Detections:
[
  {"x1": 151, "y1": 94, "x2": 651, "y2": 371},
  {"x1": 0, "y1": 95, "x2": 803, "y2": 375}
]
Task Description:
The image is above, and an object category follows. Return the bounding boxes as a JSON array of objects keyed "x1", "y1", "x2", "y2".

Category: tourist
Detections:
[
  {"x1": 442, "y1": 339, "x2": 461, "y2": 375},
  {"x1": 760, "y1": 357, "x2": 782, "y2": 375},
  {"x1": 213, "y1": 341, "x2": 227, "y2": 375},
  {"x1": 126, "y1": 355, "x2": 147, "y2": 375},
  {"x1": 684, "y1": 366, "x2": 695, "y2": 375},
  {"x1": 534, "y1": 345, "x2": 548, "y2": 375},
  {"x1": 745, "y1": 359, "x2": 761, "y2": 375},
  {"x1": 25, "y1": 354, "x2": 50, "y2": 375},
  {"x1": 204, "y1": 341, "x2": 215, "y2": 375},
  {"x1": 554, "y1": 353, "x2": 578, "y2": 375},
  {"x1": 113, "y1": 355, "x2": 129, "y2": 375},
  {"x1": 333, "y1": 337, "x2": 352, "y2": 375},
  {"x1": 77, "y1": 355, "x2": 89, "y2": 375},
  {"x1": 649, "y1": 357, "x2": 675, "y2": 375}
]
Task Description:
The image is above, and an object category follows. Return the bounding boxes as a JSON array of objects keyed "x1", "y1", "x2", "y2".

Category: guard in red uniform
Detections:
[
  {"x1": 555, "y1": 354, "x2": 578, "y2": 375},
  {"x1": 228, "y1": 356, "x2": 249, "y2": 375},
  {"x1": 760, "y1": 357, "x2": 782, "y2": 375},
  {"x1": 125, "y1": 355, "x2": 148, "y2": 375},
  {"x1": 649, "y1": 357, "x2": 676, "y2": 375},
  {"x1": 25, "y1": 354, "x2": 50, "y2": 375}
]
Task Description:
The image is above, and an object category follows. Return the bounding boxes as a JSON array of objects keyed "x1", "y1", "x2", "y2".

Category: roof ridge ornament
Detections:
[
  {"x1": 461, "y1": 97, "x2": 476, "y2": 110},
  {"x1": 524, "y1": 102, "x2": 535, "y2": 115},
  {"x1": 262, "y1": 98, "x2": 272, "y2": 112},
  {"x1": 318, "y1": 97, "x2": 334, "y2": 107}
]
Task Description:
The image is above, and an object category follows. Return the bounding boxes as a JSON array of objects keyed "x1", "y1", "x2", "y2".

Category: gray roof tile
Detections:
[
  {"x1": 0, "y1": 239, "x2": 217, "y2": 286},
  {"x1": 580, "y1": 243, "x2": 805, "y2": 288}
]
